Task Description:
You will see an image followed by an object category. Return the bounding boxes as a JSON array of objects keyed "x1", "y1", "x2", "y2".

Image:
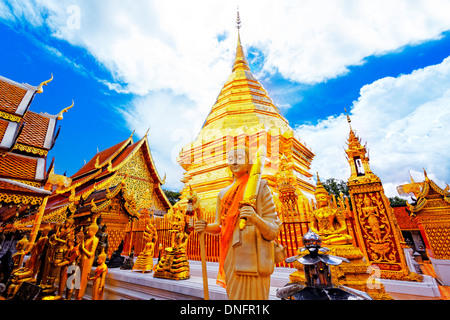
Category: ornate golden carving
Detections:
[
  {"x1": 0, "y1": 192, "x2": 44, "y2": 205},
  {"x1": 0, "y1": 110, "x2": 21, "y2": 122},
  {"x1": 12, "y1": 143, "x2": 48, "y2": 156}
]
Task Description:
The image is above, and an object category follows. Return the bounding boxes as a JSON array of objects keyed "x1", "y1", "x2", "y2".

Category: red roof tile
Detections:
[
  {"x1": 0, "y1": 78, "x2": 28, "y2": 114},
  {"x1": 71, "y1": 138, "x2": 131, "y2": 179},
  {"x1": 393, "y1": 206, "x2": 419, "y2": 230},
  {"x1": 0, "y1": 153, "x2": 37, "y2": 181},
  {"x1": 17, "y1": 111, "x2": 51, "y2": 149},
  {"x1": 0, "y1": 118, "x2": 9, "y2": 141}
]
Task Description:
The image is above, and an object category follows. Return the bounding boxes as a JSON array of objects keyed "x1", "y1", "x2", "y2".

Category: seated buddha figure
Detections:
[{"x1": 309, "y1": 175, "x2": 352, "y2": 246}]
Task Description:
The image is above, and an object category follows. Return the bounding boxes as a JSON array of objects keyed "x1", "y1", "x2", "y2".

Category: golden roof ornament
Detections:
[
  {"x1": 57, "y1": 100, "x2": 74, "y2": 120},
  {"x1": 36, "y1": 73, "x2": 53, "y2": 93}
]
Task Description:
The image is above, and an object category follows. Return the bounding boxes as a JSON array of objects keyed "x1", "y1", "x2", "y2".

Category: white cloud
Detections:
[
  {"x1": 2, "y1": 0, "x2": 450, "y2": 191},
  {"x1": 296, "y1": 57, "x2": 450, "y2": 197}
]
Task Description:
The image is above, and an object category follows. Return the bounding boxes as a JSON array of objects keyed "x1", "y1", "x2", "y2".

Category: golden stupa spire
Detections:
[
  {"x1": 344, "y1": 108, "x2": 352, "y2": 129},
  {"x1": 233, "y1": 8, "x2": 250, "y2": 72}
]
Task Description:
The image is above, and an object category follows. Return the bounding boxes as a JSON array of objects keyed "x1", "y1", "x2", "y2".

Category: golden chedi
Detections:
[{"x1": 177, "y1": 11, "x2": 315, "y2": 211}]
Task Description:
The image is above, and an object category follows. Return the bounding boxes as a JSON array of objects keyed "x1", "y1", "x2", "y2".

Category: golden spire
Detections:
[
  {"x1": 344, "y1": 108, "x2": 352, "y2": 130},
  {"x1": 233, "y1": 8, "x2": 250, "y2": 72},
  {"x1": 315, "y1": 172, "x2": 328, "y2": 196}
]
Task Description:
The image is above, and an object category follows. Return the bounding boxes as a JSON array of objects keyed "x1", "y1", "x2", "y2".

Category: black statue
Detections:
[{"x1": 108, "y1": 240, "x2": 124, "y2": 268}]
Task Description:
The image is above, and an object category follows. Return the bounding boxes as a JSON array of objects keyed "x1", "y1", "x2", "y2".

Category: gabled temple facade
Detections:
[
  {"x1": 23, "y1": 134, "x2": 172, "y2": 257},
  {"x1": 177, "y1": 14, "x2": 315, "y2": 209},
  {"x1": 402, "y1": 172, "x2": 450, "y2": 260},
  {"x1": 0, "y1": 74, "x2": 69, "y2": 237}
]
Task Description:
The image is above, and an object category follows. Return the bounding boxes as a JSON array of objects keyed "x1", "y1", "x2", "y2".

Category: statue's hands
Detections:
[
  {"x1": 239, "y1": 205, "x2": 257, "y2": 225},
  {"x1": 194, "y1": 220, "x2": 207, "y2": 234}
]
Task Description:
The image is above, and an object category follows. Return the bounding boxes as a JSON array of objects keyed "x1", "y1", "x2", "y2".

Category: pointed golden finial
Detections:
[
  {"x1": 410, "y1": 172, "x2": 416, "y2": 184},
  {"x1": 236, "y1": 6, "x2": 242, "y2": 30},
  {"x1": 423, "y1": 168, "x2": 430, "y2": 181},
  {"x1": 233, "y1": 7, "x2": 250, "y2": 72},
  {"x1": 57, "y1": 100, "x2": 74, "y2": 120},
  {"x1": 344, "y1": 108, "x2": 352, "y2": 130},
  {"x1": 315, "y1": 172, "x2": 328, "y2": 196},
  {"x1": 161, "y1": 173, "x2": 166, "y2": 185},
  {"x1": 36, "y1": 73, "x2": 53, "y2": 93},
  {"x1": 145, "y1": 127, "x2": 150, "y2": 137}
]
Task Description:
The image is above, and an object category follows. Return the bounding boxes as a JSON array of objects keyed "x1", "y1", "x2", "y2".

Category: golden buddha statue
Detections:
[
  {"x1": 89, "y1": 251, "x2": 108, "y2": 300},
  {"x1": 40, "y1": 219, "x2": 74, "y2": 292},
  {"x1": 132, "y1": 218, "x2": 157, "y2": 273},
  {"x1": 57, "y1": 233, "x2": 80, "y2": 298},
  {"x1": 154, "y1": 207, "x2": 191, "y2": 280},
  {"x1": 5, "y1": 236, "x2": 29, "y2": 298},
  {"x1": 75, "y1": 219, "x2": 99, "y2": 300},
  {"x1": 309, "y1": 174, "x2": 352, "y2": 245},
  {"x1": 11, "y1": 227, "x2": 51, "y2": 283}
]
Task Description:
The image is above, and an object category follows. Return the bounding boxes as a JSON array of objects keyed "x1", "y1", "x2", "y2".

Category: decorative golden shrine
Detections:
[
  {"x1": 399, "y1": 171, "x2": 450, "y2": 260},
  {"x1": 176, "y1": 15, "x2": 315, "y2": 211},
  {"x1": 17, "y1": 134, "x2": 172, "y2": 257},
  {"x1": 344, "y1": 115, "x2": 416, "y2": 281}
]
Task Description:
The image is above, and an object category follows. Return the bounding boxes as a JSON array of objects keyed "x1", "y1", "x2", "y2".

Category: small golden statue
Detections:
[
  {"x1": 5, "y1": 236, "x2": 29, "y2": 298},
  {"x1": 154, "y1": 206, "x2": 190, "y2": 280},
  {"x1": 40, "y1": 219, "x2": 74, "y2": 293},
  {"x1": 132, "y1": 216, "x2": 157, "y2": 273},
  {"x1": 74, "y1": 219, "x2": 99, "y2": 300},
  {"x1": 10, "y1": 227, "x2": 51, "y2": 284},
  {"x1": 309, "y1": 174, "x2": 352, "y2": 245},
  {"x1": 57, "y1": 233, "x2": 80, "y2": 299},
  {"x1": 89, "y1": 251, "x2": 108, "y2": 300}
]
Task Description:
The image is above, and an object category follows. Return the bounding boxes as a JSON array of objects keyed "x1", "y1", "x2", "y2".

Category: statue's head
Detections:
[
  {"x1": 41, "y1": 226, "x2": 52, "y2": 237},
  {"x1": 88, "y1": 223, "x2": 99, "y2": 237},
  {"x1": 314, "y1": 173, "x2": 329, "y2": 208},
  {"x1": 363, "y1": 195, "x2": 372, "y2": 207},
  {"x1": 65, "y1": 217, "x2": 74, "y2": 228},
  {"x1": 98, "y1": 251, "x2": 107, "y2": 264},
  {"x1": 16, "y1": 236, "x2": 28, "y2": 251},
  {"x1": 227, "y1": 146, "x2": 250, "y2": 178}
]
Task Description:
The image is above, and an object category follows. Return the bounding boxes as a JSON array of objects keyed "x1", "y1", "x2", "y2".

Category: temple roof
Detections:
[
  {"x1": 40, "y1": 134, "x2": 171, "y2": 226},
  {"x1": 405, "y1": 171, "x2": 450, "y2": 215},
  {"x1": 392, "y1": 206, "x2": 419, "y2": 230},
  {"x1": 0, "y1": 73, "x2": 69, "y2": 226}
]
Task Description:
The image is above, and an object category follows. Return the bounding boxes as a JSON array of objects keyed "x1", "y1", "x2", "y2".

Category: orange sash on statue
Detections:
[{"x1": 216, "y1": 174, "x2": 249, "y2": 288}]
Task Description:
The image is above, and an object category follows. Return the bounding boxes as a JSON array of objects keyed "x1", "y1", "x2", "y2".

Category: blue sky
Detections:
[{"x1": 1, "y1": 1, "x2": 450, "y2": 198}]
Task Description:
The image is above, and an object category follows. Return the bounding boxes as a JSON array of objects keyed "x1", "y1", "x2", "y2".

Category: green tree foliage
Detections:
[
  {"x1": 389, "y1": 196, "x2": 407, "y2": 207},
  {"x1": 163, "y1": 189, "x2": 182, "y2": 206},
  {"x1": 321, "y1": 178, "x2": 350, "y2": 199}
]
